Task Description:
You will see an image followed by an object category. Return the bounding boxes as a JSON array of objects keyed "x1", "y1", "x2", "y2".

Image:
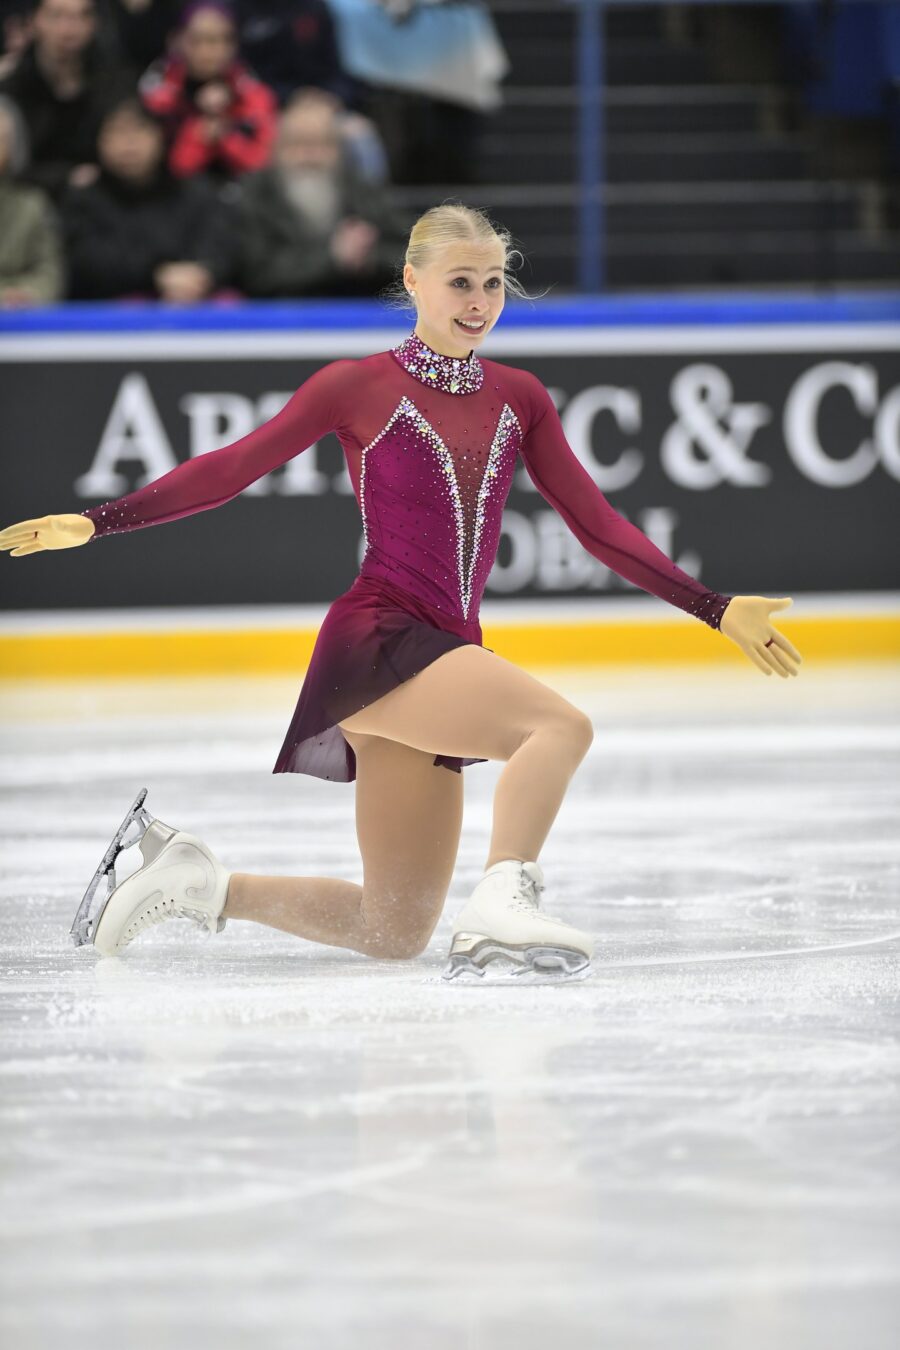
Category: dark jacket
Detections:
[
  {"x1": 61, "y1": 166, "x2": 237, "y2": 299},
  {"x1": 235, "y1": 0, "x2": 357, "y2": 109},
  {"x1": 105, "y1": 0, "x2": 182, "y2": 69},
  {"x1": 237, "y1": 158, "x2": 411, "y2": 298},
  {"x1": 0, "y1": 38, "x2": 136, "y2": 202}
]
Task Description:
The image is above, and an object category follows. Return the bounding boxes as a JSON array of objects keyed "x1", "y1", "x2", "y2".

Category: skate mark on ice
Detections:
[
  {"x1": 596, "y1": 929, "x2": 900, "y2": 971},
  {"x1": 0, "y1": 1132, "x2": 464, "y2": 1237}
]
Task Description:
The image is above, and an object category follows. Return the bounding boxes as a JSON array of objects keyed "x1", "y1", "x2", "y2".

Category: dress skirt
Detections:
[{"x1": 272, "y1": 571, "x2": 491, "y2": 782}]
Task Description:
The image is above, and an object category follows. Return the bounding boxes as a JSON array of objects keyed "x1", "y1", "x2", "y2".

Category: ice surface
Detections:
[{"x1": 1, "y1": 661, "x2": 898, "y2": 1350}]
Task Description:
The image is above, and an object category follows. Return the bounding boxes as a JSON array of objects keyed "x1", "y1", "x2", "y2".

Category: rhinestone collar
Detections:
[{"x1": 390, "y1": 329, "x2": 484, "y2": 395}]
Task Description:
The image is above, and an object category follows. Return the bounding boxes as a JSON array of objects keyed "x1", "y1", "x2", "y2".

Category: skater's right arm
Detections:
[{"x1": 0, "y1": 360, "x2": 353, "y2": 553}]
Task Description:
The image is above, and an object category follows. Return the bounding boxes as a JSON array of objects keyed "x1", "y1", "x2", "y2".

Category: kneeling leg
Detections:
[{"x1": 224, "y1": 729, "x2": 463, "y2": 960}]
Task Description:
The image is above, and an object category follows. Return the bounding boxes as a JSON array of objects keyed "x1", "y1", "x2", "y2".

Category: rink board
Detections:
[{"x1": 1, "y1": 292, "x2": 899, "y2": 616}]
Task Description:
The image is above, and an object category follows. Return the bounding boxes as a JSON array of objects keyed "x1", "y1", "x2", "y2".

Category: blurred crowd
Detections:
[{"x1": 0, "y1": 0, "x2": 509, "y2": 306}]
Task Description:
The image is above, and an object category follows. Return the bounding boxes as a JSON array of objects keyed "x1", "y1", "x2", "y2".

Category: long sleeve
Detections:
[
  {"x1": 80, "y1": 359, "x2": 352, "y2": 540},
  {"x1": 517, "y1": 373, "x2": 733, "y2": 630},
  {"x1": 159, "y1": 69, "x2": 278, "y2": 179}
]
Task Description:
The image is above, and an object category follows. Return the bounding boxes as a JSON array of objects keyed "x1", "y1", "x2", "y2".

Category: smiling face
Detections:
[{"x1": 403, "y1": 242, "x2": 506, "y2": 358}]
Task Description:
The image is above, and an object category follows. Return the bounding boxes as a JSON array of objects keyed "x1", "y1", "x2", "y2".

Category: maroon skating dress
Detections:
[{"x1": 80, "y1": 330, "x2": 733, "y2": 782}]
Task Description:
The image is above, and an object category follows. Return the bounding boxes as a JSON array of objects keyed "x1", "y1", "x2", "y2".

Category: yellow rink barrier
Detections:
[{"x1": 0, "y1": 601, "x2": 897, "y2": 679}]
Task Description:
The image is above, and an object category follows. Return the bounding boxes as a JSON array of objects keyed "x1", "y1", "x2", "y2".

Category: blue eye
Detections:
[{"x1": 451, "y1": 277, "x2": 502, "y2": 287}]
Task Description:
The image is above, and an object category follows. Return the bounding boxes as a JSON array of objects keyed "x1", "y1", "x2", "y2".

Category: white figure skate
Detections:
[
  {"x1": 442, "y1": 859, "x2": 594, "y2": 983},
  {"x1": 69, "y1": 788, "x2": 230, "y2": 957}
]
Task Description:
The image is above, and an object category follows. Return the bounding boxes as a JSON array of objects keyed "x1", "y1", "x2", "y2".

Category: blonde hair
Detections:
[{"x1": 380, "y1": 200, "x2": 550, "y2": 312}]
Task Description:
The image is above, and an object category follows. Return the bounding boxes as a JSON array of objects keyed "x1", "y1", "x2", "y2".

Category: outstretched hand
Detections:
[
  {"x1": 719, "y1": 596, "x2": 802, "y2": 678},
  {"x1": 0, "y1": 514, "x2": 96, "y2": 556}
]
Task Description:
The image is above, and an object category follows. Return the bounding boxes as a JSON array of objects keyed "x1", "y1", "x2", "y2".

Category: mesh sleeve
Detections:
[
  {"x1": 81, "y1": 359, "x2": 352, "y2": 539},
  {"x1": 518, "y1": 374, "x2": 733, "y2": 630}
]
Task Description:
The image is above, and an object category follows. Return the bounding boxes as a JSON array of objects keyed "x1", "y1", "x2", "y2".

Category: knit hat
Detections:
[{"x1": 177, "y1": 1, "x2": 236, "y2": 29}]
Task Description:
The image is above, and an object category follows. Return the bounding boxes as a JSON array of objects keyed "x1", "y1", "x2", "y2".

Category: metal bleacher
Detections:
[{"x1": 389, "y1": 0, "x2": 900, "y2": 293}]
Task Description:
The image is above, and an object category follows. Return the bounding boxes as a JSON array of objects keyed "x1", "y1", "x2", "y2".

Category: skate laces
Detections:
[
  {"x1": 508, "y1": 864, "x2": 583, "y2": 932},
  {"x1": 510, "y1": 864, "x2": 546, "y2": 914},
  {"x1": 123, "y1": 895, "x2": 212, "y2": 946}
]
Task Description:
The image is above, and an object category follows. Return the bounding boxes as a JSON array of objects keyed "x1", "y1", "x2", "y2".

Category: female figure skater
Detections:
[{"x1": 0, "y1": 204, "x2": 802, "y2": 982}]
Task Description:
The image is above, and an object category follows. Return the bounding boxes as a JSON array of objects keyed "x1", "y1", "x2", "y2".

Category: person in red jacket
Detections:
[{"x1": 138, "y1": 0, "x2": 276, "y2": 182}]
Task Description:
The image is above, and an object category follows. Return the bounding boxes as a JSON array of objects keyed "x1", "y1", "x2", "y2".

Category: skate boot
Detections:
[
  {"x1": 69, "y1": 788, "x2": 230, "y2": 957},
  {"x1": 442, "y1": 859, "x2": 594, "y2": 983}
]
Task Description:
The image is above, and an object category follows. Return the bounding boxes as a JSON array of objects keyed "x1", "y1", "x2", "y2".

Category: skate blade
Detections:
[
  {"x1": 442, "y1": 943, "x2": 592, "y2": 986},
  {"x1": 69, "y1": 788, "x2": 156, "y2": 948}
]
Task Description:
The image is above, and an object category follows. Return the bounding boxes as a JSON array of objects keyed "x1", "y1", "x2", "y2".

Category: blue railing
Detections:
[
  {"x1": 1, "y1": 291, "x2": 899, "y2": 336},
  {"x1": 568, "y1": 0, "x2": 899, "y2": 292}
]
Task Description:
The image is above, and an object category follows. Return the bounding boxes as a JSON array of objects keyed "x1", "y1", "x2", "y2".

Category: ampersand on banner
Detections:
[{"x1": 661, "y1": 364, "x2": 772, "y2": 489}]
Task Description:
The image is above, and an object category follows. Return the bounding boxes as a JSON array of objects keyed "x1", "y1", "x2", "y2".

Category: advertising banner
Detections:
[{"x1": 1, "y1": 322, "x2": 897, "y2": 611}]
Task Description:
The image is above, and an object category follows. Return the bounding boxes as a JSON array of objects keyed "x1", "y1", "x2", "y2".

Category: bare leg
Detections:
[
  {"x1": 224, "y1": 645, "x2": 591, "y2": 957},
  {"x1": 223, "y1": 728, "x2": 464, "y2": 959},
  {"x1": 339, "y1": 644, "x2": 594, "y2": 869}
]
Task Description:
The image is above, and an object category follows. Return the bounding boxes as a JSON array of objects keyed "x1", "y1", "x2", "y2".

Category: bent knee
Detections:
[
  {"x1": 360, "y1": 893, "x2": 443, "y2": 960},
  {"x1": 365, "y1": 931, "x2": 431, "y2": 960},
  {"x1": 523, "y1": 705, "x2": 594, "y2": 755},
  {"x1": 569, "y1": 708, "x2": 595, "y2": 751}
]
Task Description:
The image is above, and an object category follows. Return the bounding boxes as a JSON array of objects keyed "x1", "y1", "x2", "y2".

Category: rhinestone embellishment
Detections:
[
  {"x1": 391, "y1": 330, "x2": 484, "y2": 396},
  {"x1": 460, "y1": 403, "x2": 519, "y2": 619},
  {"x1": 359, "y1": 397, "x2": 521, "y2": 621}
]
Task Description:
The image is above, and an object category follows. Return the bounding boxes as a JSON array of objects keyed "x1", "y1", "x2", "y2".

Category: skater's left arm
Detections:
[{"x1": 517, "y1": 374, "x2": 802, "y2": 675}]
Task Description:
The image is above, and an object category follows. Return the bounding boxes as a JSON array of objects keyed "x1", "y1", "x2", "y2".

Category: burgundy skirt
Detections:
[{"x1": 272, "y1": 572, "x2": 491, "y2": 782}]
